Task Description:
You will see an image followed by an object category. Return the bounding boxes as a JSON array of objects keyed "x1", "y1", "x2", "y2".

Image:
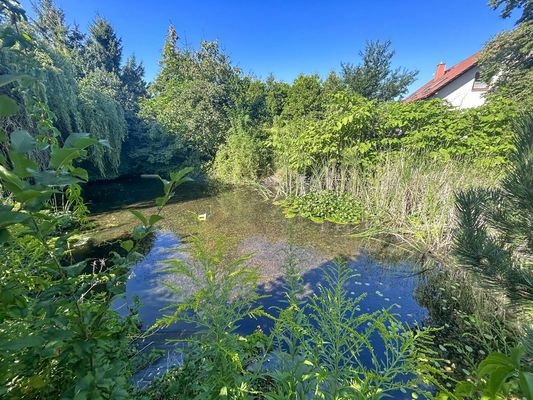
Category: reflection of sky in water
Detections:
[
  {"x1": 115, "y1": 231, "x2": 428, "y2": 395},
  {"x1": 90, "y1": 183, "x2": 430, "y2": 396}
]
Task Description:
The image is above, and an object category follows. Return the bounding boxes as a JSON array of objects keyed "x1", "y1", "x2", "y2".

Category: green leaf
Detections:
[
  {"x1": 9, "y1": 151, "x2": 37, "y2": 178},
  {"x1": 71, "y1": 167, "x2": 88, "y2": 181},
  {"x1": 486, "y1": 366, "x2": 515, "y2": 396},
  {"x1": 120, "y1": 240, "x2": 134, "y2": 252},
  {"x1": 0, "y1": 95, "x2": 18, "y2": 117},
  {"x1": 49, "y1": 147, "x2": 82, "y2": 169},
  {"x1": 0, "y1": 335, "x2": 46, "y2": 351},
  {"x1": 61, "y1": 261, "x2": 87, "y2": 277},
  {"x1": 10, "y1": 129, "x2": 35, "y2": 153},
  {"x1": 148, "y1": 214, "x2": 163, "y2": 226},
  {"x1": 0, "y1": 228, "x2": 11, "y2": 243},
  {"x1": 0, "y1": 208, "x2": 29, "y2": 228},
  {"x1": 0, "y1": 165, "x2": 25, "y2": 193},
  {"x1": 130, "y1": 210, "x2": 147, "y2": 226},
  {"x1": 63, "y1": 133, "x2": 97, "y2": 149},
  {"x1": 518, "y1": 372, "x2": 533, "y2": 400},
  {"x1": 32, "y1": 171, "x2": 81, "y2": 187}
]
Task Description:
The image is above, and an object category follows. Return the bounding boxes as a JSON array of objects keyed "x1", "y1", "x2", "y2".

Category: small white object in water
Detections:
[
  {"x1": 364, "y1": 283, "x2": 370, "y2": 286},
  {"x1": 198, "y1": 213, "x2": 207, "y2": 221},
  {"x1": 375, "y1": 290, "x2": 383, "y2": 297}
]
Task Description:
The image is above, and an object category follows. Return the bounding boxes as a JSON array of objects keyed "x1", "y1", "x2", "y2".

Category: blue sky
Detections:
[{"x1": 21, "y1": 0, "x2": 516, "y2": 92}]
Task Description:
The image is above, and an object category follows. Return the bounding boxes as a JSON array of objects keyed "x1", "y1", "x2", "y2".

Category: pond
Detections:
[{"x1": 84, "y1": 179, "x2": 430, "y2": 390}]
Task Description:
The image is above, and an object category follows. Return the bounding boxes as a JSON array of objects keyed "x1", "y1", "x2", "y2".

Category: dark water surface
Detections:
[{"x1": 85, "y1": 180, "x2": 429, "y2": 392}]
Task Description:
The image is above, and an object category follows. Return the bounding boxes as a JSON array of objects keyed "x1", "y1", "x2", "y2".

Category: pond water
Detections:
[{"x1": 84, "y1": 179, "x2": 430, "y2": 391}]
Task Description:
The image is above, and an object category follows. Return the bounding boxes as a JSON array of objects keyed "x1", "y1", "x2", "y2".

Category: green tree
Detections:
[
  {"x1": 33, "y1": 0, "x2": 68, "y2": 49},
  {"x1": 453, "y1": 114, "x2": 532, "y2": 355},
  {"x1": 282, "y1": 74, "x2": 323, "y2": 119},
  {"x1": 341, "y1": 40, "x2": 418, "y2": 101},
  {"x1": 479, "y1": 21, "x2": 533, "y2": 110},
  {"x1": 265, "y1": 74, "x2": 289, "y2": 118},
  {"x1": 120, "y1": 55, "x2": 147, "y2": 113},
  {"x1": 141, "y1": 26, "x2": 242, "y2": 163},
  {"x1": 489, "y1": 0, "x2": 532, "y2": 23},
  {"x1": 85, "y1": 17, "x2": 122, "y2": 74}
]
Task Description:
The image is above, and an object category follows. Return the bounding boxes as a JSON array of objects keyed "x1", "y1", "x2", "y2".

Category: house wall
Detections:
[{"x1": 430, "y1": 66, "x2": 487, "y2": 109}]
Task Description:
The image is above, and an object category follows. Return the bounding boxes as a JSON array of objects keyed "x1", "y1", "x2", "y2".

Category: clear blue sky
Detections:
[{"x1": 21, "y1": 0, "x2": 516, "y2": 92}]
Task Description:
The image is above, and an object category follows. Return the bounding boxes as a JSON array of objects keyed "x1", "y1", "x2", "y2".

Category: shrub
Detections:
[{"x1": 212, "y1": 130, "x2": 263, "y2": 184}]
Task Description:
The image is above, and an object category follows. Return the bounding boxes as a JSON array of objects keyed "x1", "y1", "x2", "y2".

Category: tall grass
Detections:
[{"x1": 275, "y1": 153, "x2": 501, "y2": 258}]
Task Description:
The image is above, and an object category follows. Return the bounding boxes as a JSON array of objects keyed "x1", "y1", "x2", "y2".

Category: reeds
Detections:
[{"x1": 275, "y1": 153, "x2": 501, "y2": 258}]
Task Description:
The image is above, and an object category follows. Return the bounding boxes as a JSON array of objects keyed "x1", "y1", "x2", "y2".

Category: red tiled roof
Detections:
[{"x1": 404, "y1": 52, "x2": 479, "y2": 102}]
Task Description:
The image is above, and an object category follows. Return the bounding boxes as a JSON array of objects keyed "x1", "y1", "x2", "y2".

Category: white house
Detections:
[{"x1": 404, "y1": 52, "x2": 489, "y2": 109}]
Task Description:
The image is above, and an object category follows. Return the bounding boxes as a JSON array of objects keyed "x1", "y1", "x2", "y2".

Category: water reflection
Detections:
[{"x1": 88, "y1": 182, "x2": 429, "y2": 394}]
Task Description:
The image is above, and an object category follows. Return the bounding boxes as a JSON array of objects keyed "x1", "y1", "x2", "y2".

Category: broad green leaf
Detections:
[
  {"x1": 10, "y1": 129, "x2": 35, "y2": 153},
  {"x1": 0, "y1": 228, "x2": 11, "y2": 243},
  {"x1": 486, "y1": 366, "x2": 515, "y2": 396},
  {"x1": 14, "y1": 188, "x2": 53, "y2": 204},
  {"x1": 120, "y1": 240, "x2": 134, "y2": 252},
  {"x1": 64, "y1": 133, "x2": 97, "y2": 149},
  {"x1": 0, "y1": 208, "x2": 29, "y2": 228},
  {"x1": 130, "y1": 210, "x2": 147, "y2": 226},
  {"x1": 61, "y1": 262, "x2": 87, "y2": 277},
  {"x1": 0, "y1": 165, "x2": 25, "y2": 193},
  {"x1": 49, "y1": 147, "x2": 82, "y2": 169},
  {"x1": 71, "y1": 167, "x2": 88, "y2": 181},
  {"x1": 33, "y1": 171, "x2": 81, "y2": 186},
  {"x1": 148, "y1": 214, "x2": 163, "y2": 226},
  {"x1": 518, "y1": 372, "x2": 533, "y2": 400},
  {"x1": 0, "y1": 95, "x2": 18, "y2": 117},
  {"x1": 0, "y1": 335, "x2": 45, "y2": 351},
  {"x1": 9, "y1": 151, "x2": 37, "y2": 178}
]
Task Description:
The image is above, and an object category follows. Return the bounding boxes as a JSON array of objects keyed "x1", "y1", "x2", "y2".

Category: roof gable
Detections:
[{"x1": 404, "y1": 53, "x2": 479, "y2": 102}]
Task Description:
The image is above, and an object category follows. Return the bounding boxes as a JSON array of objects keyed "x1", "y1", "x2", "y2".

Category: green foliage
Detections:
[
  {"x1": 0, "y1": 64, "x2": 192, "y2": 398},
  {"x1": 489, "y1": 0, "x2": 532, "y2": 23},
  {"x1": 0, "y1": 10, "x2": 129, "y2": 178},
  {"x1": 281, "y1": 74, "x2": 324, "y2": 120},
  {"x1": 141, "y1": 28, "x2": 243, "y2": 163},
  {"x1": 78, "y1": 76, "x2": 126, "y2": 175},
  {"x1": 146, "y1": 248, "x2": 447, "y2": 399},
  {"x1": 272, "y1": 94, "x2": 518, "y2": 173},
  {"x1": 341, "y1": 40, "x2": 418, "y2": 101},
  {"x1": 282, "y1": 191, "x2": 363, "y2": 224},
  {"x1": 85, "y1": 17, "x2": 122, "y2": 74},
  {"x1": 0, "y1": 106, "x2": 137, "y2": 397},
  {"x1": 446, "y1": 113, "x2": 533, "y2": 399},
  {"x1": 149, "y1": 234, "x2": 266, "y2": 399},
  {"x1": 453, "y1": 114, "x2": 532, "y2": 306},
  {"x1": 440, "y1": 345, "x2": 533, "y2": 399},
  {"x1": 212, "y1": 115, "x2": 270, "y2": 184},
  {"x1": 266, "y1": 259, "x2": 445, "y2": 399},
  {"x1": 479, "y1": 21, "x2": 533, "y2": 111}
]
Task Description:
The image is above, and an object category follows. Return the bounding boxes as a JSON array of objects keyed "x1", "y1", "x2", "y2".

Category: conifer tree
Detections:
[
  {"x1": 85, "y1": 17, "x2": 122, "y2": 73},
  {"x1": 453, "y1": 114, "x2": 533, "y2": 355}
]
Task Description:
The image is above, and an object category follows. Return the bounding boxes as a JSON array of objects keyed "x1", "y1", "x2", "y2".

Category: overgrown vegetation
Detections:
[{"x1": 1, "y1": 0, "x2": 532, "y2": 398}]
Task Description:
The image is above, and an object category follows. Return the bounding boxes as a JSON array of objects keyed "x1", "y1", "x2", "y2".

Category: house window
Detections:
[{"x1": 472, "y1": 72, "x2": 489, "y2": 91}]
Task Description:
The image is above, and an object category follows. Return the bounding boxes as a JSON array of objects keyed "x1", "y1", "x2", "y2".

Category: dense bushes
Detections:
[{"x1": 271, "y1": 94, "x2": 518, "y2": 174}]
